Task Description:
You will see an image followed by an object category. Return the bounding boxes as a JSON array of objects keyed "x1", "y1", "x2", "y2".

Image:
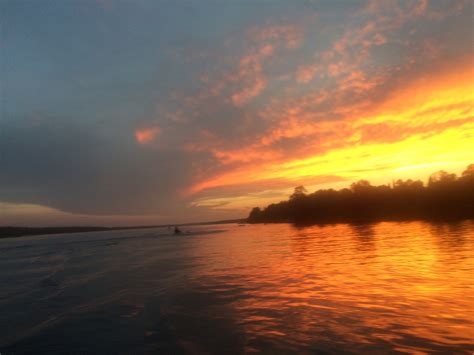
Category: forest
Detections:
[{"x1": 247, "y1": 165, "x2": 474, "y2": 225}]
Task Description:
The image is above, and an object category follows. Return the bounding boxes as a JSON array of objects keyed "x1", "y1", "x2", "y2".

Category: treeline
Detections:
[{"x1": 247, "y1": 165, "x2": 474, "y2": 224}]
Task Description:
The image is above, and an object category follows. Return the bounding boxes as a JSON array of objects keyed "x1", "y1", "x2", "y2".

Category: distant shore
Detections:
[
  {"x1": 0, "y1": 219, "x2": 245, "y2": 239},
  {"x1": 248, "y1": 216, "x2": 474, "y2": 227},
  {"x1": 248, "y1": 165, "x2": 474, "y2": 225},
  {"x1": 0, "y1": 226, "x2": 160, "y2": 239}
]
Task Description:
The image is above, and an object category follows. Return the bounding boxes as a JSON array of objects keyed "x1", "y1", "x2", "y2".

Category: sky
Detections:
[{"x1": 1, "y1": 0, "x2": 473, "y2": 226}]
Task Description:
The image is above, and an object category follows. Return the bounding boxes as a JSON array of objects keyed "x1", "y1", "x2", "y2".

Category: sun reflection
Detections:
[{"x1": 183, "y1": 221, "x2": 474, "y2": 352}]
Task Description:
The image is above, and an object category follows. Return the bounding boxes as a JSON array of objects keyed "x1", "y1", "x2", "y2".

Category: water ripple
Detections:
[{"x1": 0, "y1": 221, "x2": 473, "y2": 353}]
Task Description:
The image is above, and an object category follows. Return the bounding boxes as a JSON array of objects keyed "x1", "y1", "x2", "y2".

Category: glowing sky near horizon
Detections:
[{"x1": 1, "y1": 0, "x2": 473, "y2": 225}]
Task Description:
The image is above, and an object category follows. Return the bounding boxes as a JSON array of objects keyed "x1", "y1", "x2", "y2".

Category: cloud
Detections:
[
  {"x1": 189, "y1": 177, "x2": 351, "y2": 214},
  {"x1": 230, "y1": 44, "x2": 273, "y2": 106},
  {"x1": 79, "y1": 6, "x2": 474, "y2": 217},
  {"x1": 196, "y1": 23, "x2": 304, "y2": 108},
  {"x1": 231, "y1": 76, "x2": 267, "y2": 107},
  {"x1": 247, "y1": 24, "x2": 303, "y2": 49},
  {"x1": 230, "y1": 24, "x2": 303, "y2": 106},
  {"x1": 135, "y1": 126, "x2": 161, "y2": 144},
  {"x1": 296, "y1": 64, "x2": 320, "y2": 83},
  {"x1": 2, "y1": 0, "x2": 472, "y2": 223},
  {"x1": 185, "y1": 57, "x2": 474, "y2": 196},
  {"x1": 0, "y1": 117, "x2": 198, "y2": 217}
]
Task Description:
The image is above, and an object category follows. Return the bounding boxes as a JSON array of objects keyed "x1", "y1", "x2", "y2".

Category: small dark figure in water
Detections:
[{"x1": 174, "y1": 226, "x2": 182, "y2": 234}]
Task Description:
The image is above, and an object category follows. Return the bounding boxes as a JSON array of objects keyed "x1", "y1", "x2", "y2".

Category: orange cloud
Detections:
[
  {"x1": 186, "y1": 57, "x2": 474, "y2": 198},
  {"x1": 141, "y1": 7, "x2": 471, "y2": 216},
  {"x1": 228, "y1": 24, "x2": 304, "y2": 106},
  {"x1": 135, "y1": 126, "x2": 161, "y2": 144},
  {"x1": 230, "y1": 36, "x2": 281, "y2": 106},
  {"x1": 293, "y1": 0, "x2": 460, "y2": 91},
  {"x1": 231, "y1": 76, "x2": 267, "y2": 106},
  {"x1": 296, "y1": 64, "x2": 320, "y2": 83},
  {"x1": 165, "y1": 23, "x2": 305, "y2": 112}
]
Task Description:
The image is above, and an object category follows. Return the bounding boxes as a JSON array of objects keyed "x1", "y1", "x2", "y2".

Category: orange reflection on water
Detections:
[{"x1": 186, "y1": 221, "x2": 474, "y2": 353}]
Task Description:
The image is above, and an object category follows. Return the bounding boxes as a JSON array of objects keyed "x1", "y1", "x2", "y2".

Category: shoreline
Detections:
[
  {"x1": 0, "y1": 218, "x2": 245, "y2": 239},
  {"x1": 248, "y1": 215, "x2": 474, "y2": 226}
]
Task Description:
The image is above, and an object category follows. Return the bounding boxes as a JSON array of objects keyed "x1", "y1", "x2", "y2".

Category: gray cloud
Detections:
[{"x1": 0, "y1": 116, "x2": 198, "y2": 215}]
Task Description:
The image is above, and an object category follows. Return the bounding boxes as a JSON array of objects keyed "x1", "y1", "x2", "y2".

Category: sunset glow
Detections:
[
  {"x1": 3, "y1": 2, "x2": 473, "y2": 353},
  {"x1": 188, "y1": 59, "x2": 474, "y2": 209},
  {"x1": 2, "y1": 0, "x2": 473, "y2": 223}
]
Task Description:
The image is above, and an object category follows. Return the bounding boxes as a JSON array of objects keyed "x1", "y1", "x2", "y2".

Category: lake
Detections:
[{"x1": 1, "y1": 221, "x2": 473, "y2": 354}]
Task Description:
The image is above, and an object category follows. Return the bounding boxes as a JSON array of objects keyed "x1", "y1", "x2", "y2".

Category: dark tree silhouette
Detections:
[
  {"x1": 290, "y1": 186, "x2": 308, "y2": 200},
  {"x1": 247, "y1": 165, "x2": 474, "y2": 225}
]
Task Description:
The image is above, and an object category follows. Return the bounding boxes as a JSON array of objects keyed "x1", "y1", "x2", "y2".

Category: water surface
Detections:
[{"x1": 1, "y1": 221, "x2": 473, "y2": 354}]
